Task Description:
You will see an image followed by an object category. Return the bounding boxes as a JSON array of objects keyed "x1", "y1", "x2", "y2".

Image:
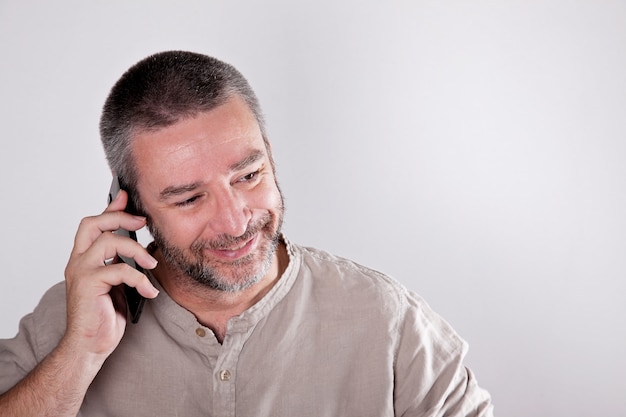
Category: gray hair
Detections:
[{"x1": 99, "y1": 50, "x2": 269, "y2": 213}]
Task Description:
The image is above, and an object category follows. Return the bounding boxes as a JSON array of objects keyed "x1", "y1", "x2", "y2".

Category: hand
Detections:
[
  {"x1": 63, "y1": 190, "x2": 159, "y2": 360},
  {"x1": 0, "y1": 190, "x2": 159, "y2": 417}
]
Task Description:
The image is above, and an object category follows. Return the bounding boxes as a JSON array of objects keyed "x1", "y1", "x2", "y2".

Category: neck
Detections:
[{"x1": 150, "y1": 240, "x2": 288, "y2": 342}]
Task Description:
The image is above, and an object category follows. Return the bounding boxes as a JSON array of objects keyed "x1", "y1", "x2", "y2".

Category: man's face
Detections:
[{"x1": 131, "y1": 96, "x2": 284, "y2": 292}]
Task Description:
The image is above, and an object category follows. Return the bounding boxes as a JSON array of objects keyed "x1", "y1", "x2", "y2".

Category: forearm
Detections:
[{"x1": 0, "y1": 339, "x2": 104, "y2": 417}]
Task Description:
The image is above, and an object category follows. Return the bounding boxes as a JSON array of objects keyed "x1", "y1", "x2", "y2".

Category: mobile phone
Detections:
[{"x1": 108, "y1": 176, "x2": 146, "y2": 324}]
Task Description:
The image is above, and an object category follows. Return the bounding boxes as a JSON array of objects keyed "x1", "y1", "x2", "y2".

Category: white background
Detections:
[{"x1": 1, "y1": 1, "x2": 625, "y2": 416}]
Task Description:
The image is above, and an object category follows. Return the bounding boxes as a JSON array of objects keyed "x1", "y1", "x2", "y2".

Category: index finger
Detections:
[
  {"x1": 72, "y1": 179, "x2": 148, "y2": 253},
  {"x1": 106, "y1": 187, "x2": 130, "y2": 213}
]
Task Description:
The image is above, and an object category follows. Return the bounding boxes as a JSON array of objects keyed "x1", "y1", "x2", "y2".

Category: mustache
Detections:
[{"x1": 192, "y1": 213, "x2": 273, "y2": 252}]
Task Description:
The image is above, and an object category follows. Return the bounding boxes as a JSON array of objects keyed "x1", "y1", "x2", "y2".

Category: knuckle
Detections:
[
  {"x1": 97, "y1": 229, "x2": 116, "y2": 244},
  {"x1": 109, "y1": 262, "x2": 143, "y2": 285},
  {"x1": 78, "y1": 215, "x2": 98, "y2": 229}
]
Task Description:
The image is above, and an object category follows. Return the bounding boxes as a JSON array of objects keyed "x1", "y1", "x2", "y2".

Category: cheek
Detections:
[
  {"x1": 254, "y1": 179, "x2": 283, "y2": 210},
  {"x1": 150, "y1": 211, "x2": 206, "y2": 247}
]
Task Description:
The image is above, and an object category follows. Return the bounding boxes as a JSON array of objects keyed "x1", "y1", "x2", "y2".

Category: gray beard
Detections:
[{"x1": 149, "y1": 212, "x2": 282, "y2": 292}]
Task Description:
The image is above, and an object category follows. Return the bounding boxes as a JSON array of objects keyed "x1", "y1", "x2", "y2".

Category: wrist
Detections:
[{"x1": 55, "y1": 335, "x2": 110, "y2": 380}]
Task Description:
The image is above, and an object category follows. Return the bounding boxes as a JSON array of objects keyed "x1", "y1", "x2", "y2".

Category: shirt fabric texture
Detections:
[{"x1": 0, "y1": 238, "x2": 493, "y2": 416}]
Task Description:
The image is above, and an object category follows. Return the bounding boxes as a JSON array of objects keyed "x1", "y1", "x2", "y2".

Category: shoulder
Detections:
[
  {"x1": 292, "y1": 242, "x2": 463, "y2": 344},
  {"x1": 33, "y1": 281, "x2": 67, "y2": 318},
  {"x1": 291, "y1": 243, "x2": 420, "y2": 320},
  {"x1": 29, "y1": 281, "x2": 67, "y2": 358},
  {"x1": 297, "y1": 244, "x2": 406, "y2": 292},
  {"x1": 0, "y1": 282, "x2": 67, "y2": 393}
]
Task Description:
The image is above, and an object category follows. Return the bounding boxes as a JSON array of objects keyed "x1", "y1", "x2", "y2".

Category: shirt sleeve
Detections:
[
  {"x1": 393, "y1": 290, "x2": 494, "y2": 417},
  {"x1": 0, "y1": 282, "x2": 67, "y2": 395}
]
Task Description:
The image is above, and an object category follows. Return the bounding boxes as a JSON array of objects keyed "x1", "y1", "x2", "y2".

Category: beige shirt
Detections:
[{"x1": 0, "y1": 238, "x2": 493, "y2": 416}]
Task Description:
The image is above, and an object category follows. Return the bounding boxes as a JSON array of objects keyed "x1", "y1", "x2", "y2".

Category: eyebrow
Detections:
[
  {"x1": 158, "y1": 149, "x2": 266, "y2": 201},
  {"x1": 159, "y1": 182, "x2": 203, "y2": 201},
  {"x1": 229, "y1": 149, "x2": 264, "y2": 172}
]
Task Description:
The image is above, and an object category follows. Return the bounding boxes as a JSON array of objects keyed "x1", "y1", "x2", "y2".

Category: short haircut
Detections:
[{"x1": 99, "y1": 50, "x2": 268, "y2": 212}]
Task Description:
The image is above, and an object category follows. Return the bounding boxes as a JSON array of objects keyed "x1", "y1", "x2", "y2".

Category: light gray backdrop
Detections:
[{"x1": 1, "y1": 1, "x2": 625, "y2": 416}]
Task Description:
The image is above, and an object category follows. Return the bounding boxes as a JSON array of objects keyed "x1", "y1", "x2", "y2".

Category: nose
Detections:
[{"x1": 208, "y1": 188, "x2": 251, "y2": 237}]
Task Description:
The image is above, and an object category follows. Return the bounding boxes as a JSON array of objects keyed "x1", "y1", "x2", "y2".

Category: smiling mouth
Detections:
[{"x1": 210, "y1": 234, "x2": 258, "y2": 260}]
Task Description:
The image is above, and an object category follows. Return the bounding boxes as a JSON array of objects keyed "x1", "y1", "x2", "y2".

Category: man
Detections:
[{"x1": 0, "y1": 51, "x2": 494, "y2": 416}]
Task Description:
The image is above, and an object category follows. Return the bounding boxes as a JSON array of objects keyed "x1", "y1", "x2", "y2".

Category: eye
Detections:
[
  {"x1": 175, "y1": 195, "x2": 201, "y2": 207},
  {"x1": 238, "y1": 169, "x2": 261, "y2": 183}
]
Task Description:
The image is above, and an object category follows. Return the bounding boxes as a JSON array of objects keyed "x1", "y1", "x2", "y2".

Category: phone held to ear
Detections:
[{"x1": 108, "y1": 176, "x2": 146, "y2": 324}]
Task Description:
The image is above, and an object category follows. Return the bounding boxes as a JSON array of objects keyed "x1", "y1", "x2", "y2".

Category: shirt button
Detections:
[
  {"x1": 219, "y1": 370, "x2": 231, "y2": 381},
  {"x1": 195, "y1": 328, "x2": 206, "y2": 337}
]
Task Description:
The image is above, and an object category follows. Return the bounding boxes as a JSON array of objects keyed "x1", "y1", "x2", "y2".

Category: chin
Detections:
[{"x1": 158, "y1": 223, "x2": 281, "y2": 293}]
